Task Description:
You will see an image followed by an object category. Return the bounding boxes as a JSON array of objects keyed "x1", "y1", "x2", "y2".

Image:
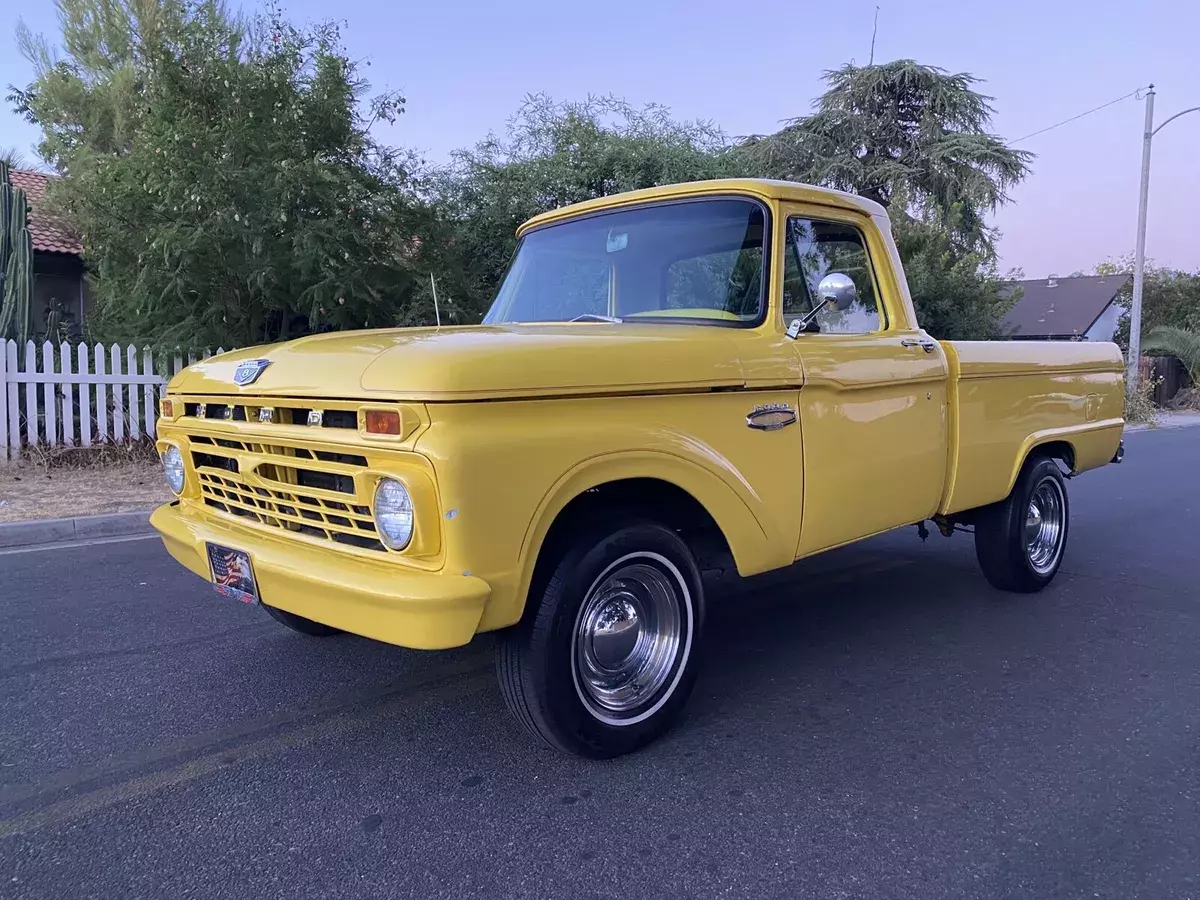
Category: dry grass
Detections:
[
  {"x1": 0, "y1": 441, "x2": 170, "y2": 523},
  {"x1": 20, "y1": 439, "x2": 161, "y2": 470},
  {"x1": 1166, "y1": 386, "x2": 1200, "y2": 412},
  {"x1": 1125, "y1": 376, "x2": 1161, "y2": 426}
]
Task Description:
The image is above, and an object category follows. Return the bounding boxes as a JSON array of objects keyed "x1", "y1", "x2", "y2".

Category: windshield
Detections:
[{"x1": 483, "y1": 197, "x2": 768, "y2": 326}]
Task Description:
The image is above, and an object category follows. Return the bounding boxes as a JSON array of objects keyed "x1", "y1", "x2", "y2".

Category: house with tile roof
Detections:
[{"x1": 9, "y1": 168, "x2": 89, "y2": 337}]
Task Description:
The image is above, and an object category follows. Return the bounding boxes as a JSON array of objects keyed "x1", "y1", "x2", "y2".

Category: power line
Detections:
[{"x1": 1011, "y1": 86, "x2": 1150, "y2": 144}]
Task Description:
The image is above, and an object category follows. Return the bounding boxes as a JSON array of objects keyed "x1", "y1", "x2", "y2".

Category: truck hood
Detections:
[{"x1": 168, "y1": 324, "x2": 748, "y2": 401}]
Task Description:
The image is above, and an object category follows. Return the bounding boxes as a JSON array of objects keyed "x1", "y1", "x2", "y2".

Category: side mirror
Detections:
[
  {"x1": 817, "y1": 273, "x2": 857, "y2": 311},
  {"x1": 787, "y1": 273, "x2": 859, "y2": 339}
]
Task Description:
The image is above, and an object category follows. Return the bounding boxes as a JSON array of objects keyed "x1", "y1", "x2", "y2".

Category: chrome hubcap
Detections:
[
  {"x1": 1025, "y1": 477, "x2": 1065, "y2": 574},
  {"x1": 573, "y1": 556, "x2": 687, "y2": 723}
]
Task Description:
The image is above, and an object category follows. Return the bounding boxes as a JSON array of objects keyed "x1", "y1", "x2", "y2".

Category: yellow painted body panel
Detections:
[
  {"x1": 151, "y1": 179, "x2": 1125, "y2": 650},
  {"x1": 416, "y1": 390, "x2": 805, "y2": 633},
  {"x1": 168, "y1": 324, "x2": 746, "y2": 402},
  {"x1": 792, "y1": 331, "x2": 950, "y2": 555},
  {"x1": 774, "y1": 198, "x2": 952, "y2": 555},
  {"x1": 150, "y1": 503, "x2": 489, "y2": 649},
  {"x1": 938, "y1": 340, "x2": 1125, "y2": 514}
]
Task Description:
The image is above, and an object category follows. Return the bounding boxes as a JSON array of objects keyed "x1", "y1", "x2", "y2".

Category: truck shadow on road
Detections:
[{"x1": 232, "y1": 529, "x2": 1030, "y2": 755}]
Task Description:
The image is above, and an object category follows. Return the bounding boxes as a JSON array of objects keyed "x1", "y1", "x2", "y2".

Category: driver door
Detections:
[{"x1": 783, "y1": 208, "x2": 950, "y2": 558}]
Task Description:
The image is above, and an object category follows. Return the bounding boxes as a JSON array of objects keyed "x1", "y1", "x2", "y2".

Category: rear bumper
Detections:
[{"x1": 150, "y1": 503, "x2": 491, "y2": 650}]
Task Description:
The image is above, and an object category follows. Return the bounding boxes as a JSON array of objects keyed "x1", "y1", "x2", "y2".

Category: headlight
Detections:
[
  {"x1": 162, "y1": 445, "x2": 185, "y2": 495},
  {"x1": 373, "y1": 478, "x2": 414, "y2": 550}
]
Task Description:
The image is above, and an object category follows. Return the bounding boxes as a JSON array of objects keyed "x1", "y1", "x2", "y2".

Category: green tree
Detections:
[
  {"x1": 890, "y1": 212, "x2": 1015, "y2": 340},
  {"x1": 741, "y1": 60, "x2": 1032, "y2": 252},
  {"x1": 738, "y1": 61, "x2": 1032, "y2": 339},
  {"x1": 432, "y1": 94, "x2": 738, "y2": 316},
  {"x1": 1087, "y1": 256, "x2": 1200, "y2": 348},
  {"x1": 12, "y1": 0, "x2": 438, "y2": 347}
]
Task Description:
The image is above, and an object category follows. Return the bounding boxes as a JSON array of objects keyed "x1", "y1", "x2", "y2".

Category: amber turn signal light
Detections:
[
  {"x1": 365, "y1": 409, "x2": 401, "y2": 435},
  {"x1": 160, "y1": 398, "x2": 177, "y2": 418}
]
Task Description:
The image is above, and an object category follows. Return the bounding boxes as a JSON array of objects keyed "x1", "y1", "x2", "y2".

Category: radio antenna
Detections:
[{"x1": 430, "y1": 274, "x2": 442, "y2": 327}]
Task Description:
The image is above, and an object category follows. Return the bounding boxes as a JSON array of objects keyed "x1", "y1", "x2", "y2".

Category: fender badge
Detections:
[
  {"x1": 233, "y1": 358, "x2": 271, "y2": 386},
  {"x1": 746, "y1": 403, "x2": 797, "y2": 431}
]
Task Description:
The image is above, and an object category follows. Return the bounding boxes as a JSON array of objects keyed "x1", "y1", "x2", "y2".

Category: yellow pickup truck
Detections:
[{"x1": 151, "y1": 178, "x2": 1125, "y2": 757}]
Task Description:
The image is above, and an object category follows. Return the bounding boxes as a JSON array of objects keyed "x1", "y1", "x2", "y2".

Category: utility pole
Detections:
[
  {"x1": 1127, "y1": 86, "x2": 1154, "y2": 391},
  {"x1": 1128, "y1": 87, "x2": 1200, "y2": 391}
]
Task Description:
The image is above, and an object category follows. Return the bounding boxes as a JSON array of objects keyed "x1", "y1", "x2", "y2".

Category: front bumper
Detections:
[{"x1": 151, "y1": 502, "x2": 491, "y2": 650}]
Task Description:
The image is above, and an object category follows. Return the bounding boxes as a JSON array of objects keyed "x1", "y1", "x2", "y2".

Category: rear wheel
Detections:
[
  {"x1": 974, "y1": 455, "x2": 1069, "y2": 592},
  {"x1": 262, "y1": 603, "x2": 342, "y2": 637},
  {"x1": 496, "y1": 521, "x2": 705, "y2": 758}
]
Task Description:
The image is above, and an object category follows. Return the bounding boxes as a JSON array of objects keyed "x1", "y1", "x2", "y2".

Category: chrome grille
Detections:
[
  {"x1": 181, "y1": 427, "x2": 385, "y2": 553},
  {"x1": 197, "y1": 470, "x2": 384, "y2": 552},
  {"x1": 189, "y1": 434, "x2": 367, "y2": 468}
]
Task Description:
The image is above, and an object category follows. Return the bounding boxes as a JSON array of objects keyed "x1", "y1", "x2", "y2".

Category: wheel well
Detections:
[
  {"x1": 533, "y1": 478, "x2": 735, "y2": 589},
  {"x1": 1029, "y1": 440, "x2": 1076, "y2": 472}
]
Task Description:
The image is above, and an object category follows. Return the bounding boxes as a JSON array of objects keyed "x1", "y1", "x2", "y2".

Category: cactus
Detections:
[
  {"x1": 0, "y1": 179, "x2": 33, "y2": 344},
  {"x1": 0, "y1": 164, "x2": 10, "y2": 302},
  {"x1": 0, "y1": 229, "x2": 32, "y2": 344},
  {"x1": 8, "y1": 187, "x2": 24, "y2": 253},
  {"x1": 44, "y1": 300, "x2": 61, "y2": 340}
]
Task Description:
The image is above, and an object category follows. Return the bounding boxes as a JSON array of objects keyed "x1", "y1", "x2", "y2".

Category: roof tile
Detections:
[{"x1": 8, "y1": 169, "x2": 83, "y2": 256}]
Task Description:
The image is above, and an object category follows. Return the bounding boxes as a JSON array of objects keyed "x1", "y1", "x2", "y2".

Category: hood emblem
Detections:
[
  {"x1": 746, "y1": 403, "x2": 797, "y2": 431},
  {"x1": 233, "y1": 358, "x2": 271, "y2": 386}
]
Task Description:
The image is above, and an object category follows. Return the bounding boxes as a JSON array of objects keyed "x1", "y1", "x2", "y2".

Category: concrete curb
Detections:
[
  {"x1": 0, "y1": 510, "x2": 156, "y2": 549},
  {"x1": 1126, "y1": 412, "x2": 1200, "y2": 433}
]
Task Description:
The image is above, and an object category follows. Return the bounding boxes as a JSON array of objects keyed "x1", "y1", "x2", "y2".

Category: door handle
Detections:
[{"x1": 900, "y1": 339, "x2": 937, "y2": 354}]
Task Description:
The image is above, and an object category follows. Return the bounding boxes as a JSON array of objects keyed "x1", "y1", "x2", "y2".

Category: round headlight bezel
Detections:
[
  {"x1": 162, "y1": 444, "x2": 185, "y2": 495},
  {"x1": 373, "y1": 477, "x2": 414, "y2": 551}
]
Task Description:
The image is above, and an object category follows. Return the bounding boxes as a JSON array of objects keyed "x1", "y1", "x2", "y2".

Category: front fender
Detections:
[
  {"x1": 418, "y1": 391, "x2": 803, "y2": 635},
  {"x1": 474, "y1": 449, "x2": 794, "y2": 633}
]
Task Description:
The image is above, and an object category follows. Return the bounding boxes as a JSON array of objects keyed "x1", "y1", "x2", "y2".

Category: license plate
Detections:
[{"x1": 205, "y1": 543, "x2": 260, "y2": 605}]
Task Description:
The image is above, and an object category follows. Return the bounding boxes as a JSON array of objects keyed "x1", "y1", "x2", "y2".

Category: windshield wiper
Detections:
[{"x1": 569, "y1": 314, "x2": 623, "y2": 324}]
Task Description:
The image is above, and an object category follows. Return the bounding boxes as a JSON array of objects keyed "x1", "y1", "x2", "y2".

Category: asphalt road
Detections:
[{"x1": 2, "y1": 427, "x2": 1198, "y2": 900}]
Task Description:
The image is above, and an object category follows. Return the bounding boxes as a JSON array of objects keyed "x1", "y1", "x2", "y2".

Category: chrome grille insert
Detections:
[
  {"x1": 171, "y1": 396, "x2": 401, "y2": 554},
  {"x1": 197, "y1": 470, "x2": 384, "y2": 552}
]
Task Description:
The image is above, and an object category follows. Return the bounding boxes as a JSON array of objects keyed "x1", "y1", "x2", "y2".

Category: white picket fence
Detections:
[{"x1": 1, "y1": 340, "x2": 225, "y2": 462}]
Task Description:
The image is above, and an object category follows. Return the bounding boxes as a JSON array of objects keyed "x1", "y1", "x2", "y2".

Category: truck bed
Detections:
[{"x1": 939, "y1": 340, "x2": 1125, "y2": 515}]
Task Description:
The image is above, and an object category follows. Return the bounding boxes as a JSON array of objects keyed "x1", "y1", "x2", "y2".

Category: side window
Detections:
[{"x1": 782, "y1": 217, "x2": 883, "y2": 334}]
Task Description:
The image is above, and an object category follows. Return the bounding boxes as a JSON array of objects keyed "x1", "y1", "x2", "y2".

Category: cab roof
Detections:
[{"x1": 517, "y1": 178, "x2": 888, "y2": 236}]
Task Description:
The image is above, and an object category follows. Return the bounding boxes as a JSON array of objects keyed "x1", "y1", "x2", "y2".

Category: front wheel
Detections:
[
  {"x1": 974, "y1": 456, "x2": 1070, "y2": 592},
  {"x1": 496, "y1": 521, "x2": 705, "y2": 758}
]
